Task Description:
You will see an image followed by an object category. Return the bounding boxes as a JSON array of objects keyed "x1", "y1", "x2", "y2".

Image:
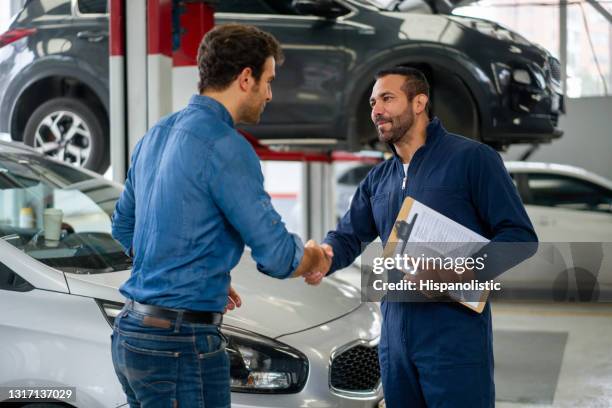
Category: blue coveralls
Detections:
[{"x1": 323, "y1": 117, "x2": 537, "y2": 407}]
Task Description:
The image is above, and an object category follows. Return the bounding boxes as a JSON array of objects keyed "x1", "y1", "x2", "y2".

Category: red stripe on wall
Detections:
[
  {"x1": 147, "y1": 0, "x2": 172, "y2": 57},
  {"x1": 269, "y1": 193, "x2": 299, "y2": 199},
  {"x1": 109, "y1": 0, "x2": 125, "y2": 56}
]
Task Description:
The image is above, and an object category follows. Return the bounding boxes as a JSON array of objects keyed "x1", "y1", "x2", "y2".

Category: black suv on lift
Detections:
[{"x1": 0, "y1": 0, "x2": 564, "y2": 173}]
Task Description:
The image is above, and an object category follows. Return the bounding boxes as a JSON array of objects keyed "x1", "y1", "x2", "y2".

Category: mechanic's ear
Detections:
[
  {"x1": 237, "y1": 67, "x2": 254, "y2": 92},
  {"x1": 413, "y1": 94, "x2": 428, "y2": 115}
]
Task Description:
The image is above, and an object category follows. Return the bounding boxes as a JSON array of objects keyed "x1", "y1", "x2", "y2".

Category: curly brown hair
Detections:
[{"x1": 197, "y1": 24, "x2": 284, "y2": 93}]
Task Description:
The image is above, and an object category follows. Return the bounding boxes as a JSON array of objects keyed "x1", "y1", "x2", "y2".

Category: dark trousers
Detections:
[
  {"x1": 379, "y1": 301, "x2": 495, "y2": 407},
  {"x1": 111, "y1": 306, "x2": 230, "y2": 408}
]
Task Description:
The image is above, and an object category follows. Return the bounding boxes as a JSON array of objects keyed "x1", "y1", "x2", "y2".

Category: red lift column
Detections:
[{"x1": 109, "y1": 0, "x2": 214, "y2": 182}]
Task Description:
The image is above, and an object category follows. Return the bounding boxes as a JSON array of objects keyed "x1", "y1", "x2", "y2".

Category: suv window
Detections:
[
  {"x1": 0, "y1": 262, "x2": 33, "y2": 292},
  {"x1": 526, "y1": 173, "x2": 612, "y2": 213},
  {"x1": 18, "y1": 0, "x2": 71, "y2": 21},
  {"x1": 215, "y1": 0, "x2": 297, "y2": 14},
  {"x1": 77, "y1": 0, "x2": 107, "y2": 14}
]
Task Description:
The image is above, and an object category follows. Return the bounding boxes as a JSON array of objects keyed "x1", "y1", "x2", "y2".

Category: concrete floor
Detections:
[
  {"x1": 493, "y1": 302, "x2": 612, "y2": 408},
  {"x1": 333, "y1": 270, "x2": 612, "y2": 407}
]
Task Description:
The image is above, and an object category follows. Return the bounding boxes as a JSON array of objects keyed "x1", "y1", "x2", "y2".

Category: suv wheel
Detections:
[{"x1": 23, "y1": 97, "x2": 108, "y2": 173}]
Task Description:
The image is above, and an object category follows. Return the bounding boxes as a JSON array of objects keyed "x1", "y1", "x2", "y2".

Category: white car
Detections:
[
  {"x1": 0, "y1": 141, "x2": 383, "y2": 407},
  {"x1": 334, "y1": 161, "x2": 612, "y2": 299},
  {"x1": 336, "y1": 161, "x2": 612, "y2": 241},
  {"x1": 504, "y1": 161, "x2": 612, "y2": 242}
]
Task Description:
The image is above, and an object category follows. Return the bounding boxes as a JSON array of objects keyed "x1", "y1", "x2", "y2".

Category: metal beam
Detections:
[
  {"x1": 585, "y1": 0, "x2": 612, "y2": 25},
  {"x1": 560, "y1": 0, "x2": 568, "y2": 96},
  {"x1": 9, "y1": 0, "x2": 24, "y2": 16}
]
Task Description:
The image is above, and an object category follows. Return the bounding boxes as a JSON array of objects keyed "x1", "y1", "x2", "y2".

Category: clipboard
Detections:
[{"x1": 383, "y1": 197, "x2": 490, "y2": 313}]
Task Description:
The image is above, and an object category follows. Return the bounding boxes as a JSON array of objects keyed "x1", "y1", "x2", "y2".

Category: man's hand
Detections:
[
  {"x1": 223, "y1": 285, "x2": 242, "y2": 314},
  {"x1": 303, "y1": 242, "x2": 333, "y2": 285},
  {"x1": 293, "y1": 240, "x2": 333, "y2": 285},
  {"x1": 403, "y1": 263, "x2": 476, "y2": 299}
]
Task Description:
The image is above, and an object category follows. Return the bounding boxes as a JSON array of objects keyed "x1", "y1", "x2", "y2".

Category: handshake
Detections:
[
  {"x1": 294, "y1": 240, "x2": 334, "y2": 286},
  {"x1": 225, "y1": 240, "x2": 334, "y2": 314}
]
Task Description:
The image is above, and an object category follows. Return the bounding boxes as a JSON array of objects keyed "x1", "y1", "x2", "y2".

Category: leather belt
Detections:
[{"x1": 127, "y1": 301, "x2": 223, "y2": 326}]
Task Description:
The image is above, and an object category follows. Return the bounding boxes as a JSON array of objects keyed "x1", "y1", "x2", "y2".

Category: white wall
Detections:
[
  {"x1": 1, "y1": 0, "x2": 25, "y2": 31},
  {"x1": 501, "y1": 96, "x2": 612, "y2": 179}
]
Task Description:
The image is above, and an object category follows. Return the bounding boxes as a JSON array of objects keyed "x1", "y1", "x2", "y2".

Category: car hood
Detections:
[
  {"x1": 423, "y1": 0, "x2": 475, "y2": 14},
  {"x1": 63, "y1": 252, "x2": 362, "y2": 338}
]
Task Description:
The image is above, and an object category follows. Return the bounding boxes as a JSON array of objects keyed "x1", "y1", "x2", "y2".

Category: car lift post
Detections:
[{"x1": 109, "y1": 0, "x2": 214, "y2": 183}]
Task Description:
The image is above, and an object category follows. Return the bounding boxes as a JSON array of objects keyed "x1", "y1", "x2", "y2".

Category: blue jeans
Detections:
[{"x1": 111, "y1": 306, "x2": 230, "y2": 408}]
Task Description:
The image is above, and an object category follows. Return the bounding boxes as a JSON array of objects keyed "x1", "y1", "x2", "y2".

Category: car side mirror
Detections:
[{"x1": 292, "y1": 0, "x2": 347, "y2": 19}]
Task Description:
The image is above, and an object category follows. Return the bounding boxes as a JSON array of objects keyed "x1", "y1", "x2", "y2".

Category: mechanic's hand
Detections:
[
  {"x1": 224, "y1": 285, "x2": 242, "y2": 314},
  {"x1": 294, "y1": 240, "x2": 333, "y2": 284},
  {"x1": 302, "y1": 241, "x2": 333, "y2": 286},
  {"x1": 402, "y1": 267, "x2": 446, "y2": 299},
  {"x1": 403, "y1": 263, "x2": 476, "y2": 299}
]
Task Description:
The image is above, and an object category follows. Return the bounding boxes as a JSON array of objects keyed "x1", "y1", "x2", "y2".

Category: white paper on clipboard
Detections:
[{"x1": 384, "y1": 197, "x2": 490, "y2": 313}]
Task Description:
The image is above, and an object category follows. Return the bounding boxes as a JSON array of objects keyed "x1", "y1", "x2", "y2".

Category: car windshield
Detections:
[
  {"x1": 356, "y1": 0, "x2": 401, "y2": 9},
  {"x1": 356, "y1": 0, "x2": 467, "y2": 12},
  {"x1": 0, "y1": 151, "x2": 131, "y2": 274}
]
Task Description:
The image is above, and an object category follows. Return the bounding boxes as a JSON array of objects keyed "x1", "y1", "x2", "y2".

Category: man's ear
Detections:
[
  {"x1": 413, "y1": 94, "x2": 429, "y2": 115},
  {"x1": 237, "y1": 67, "x2": 254, "y2": 92}
]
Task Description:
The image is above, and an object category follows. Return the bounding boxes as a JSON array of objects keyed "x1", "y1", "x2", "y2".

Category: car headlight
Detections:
[
  {"x1": 223, "y1": 326, "x2": 309, "y2": 394},
  {"x1": 492, "y1": 63, "x2": 512, "y2": 93},
  {"x1": 96, "y1": 302, "x2": 309, "y2": 393},
  {"x1": 96, "y1": 299, "x2": 123, "y2": 326},
  {"x1": 512, "y1": 69, "x2": 531, "y2": 85}
]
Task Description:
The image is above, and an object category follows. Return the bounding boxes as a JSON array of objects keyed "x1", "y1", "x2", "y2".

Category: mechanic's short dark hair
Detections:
[
  {"x1": 197, "y1": 24, "x2": 284, "y2": 93},
  {"x1": 375, "y1": 66, "x2": 430, "y2": 111}
]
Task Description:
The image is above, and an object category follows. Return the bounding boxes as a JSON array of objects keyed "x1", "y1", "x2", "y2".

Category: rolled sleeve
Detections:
[
  {"x1": 208, "y1": 133, "x2": 303, "y2": 279},
  {"x1": 288, "y1": 233, "x2": 305, "y2": 278}
]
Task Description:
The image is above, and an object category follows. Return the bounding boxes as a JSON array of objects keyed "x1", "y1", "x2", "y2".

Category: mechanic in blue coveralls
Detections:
[{"x1": 306, "y1": 67, "x2": 538, "y2": 407}]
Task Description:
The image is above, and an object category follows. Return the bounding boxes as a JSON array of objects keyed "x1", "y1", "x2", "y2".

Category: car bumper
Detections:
[
  {"x1": 486, "y1": 59, "x2": 564, "y2": 145},
  {"x1": 230, "y1": 302, "x2": 383, "y2": 408}
]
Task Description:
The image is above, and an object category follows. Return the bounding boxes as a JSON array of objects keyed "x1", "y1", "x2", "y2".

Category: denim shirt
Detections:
[
  {"x1": 112, "y1": 95, "x2": 304, "y2": 312},
  {"x1": 324, "y1": 117, "x2": 537, "y2": 277}
]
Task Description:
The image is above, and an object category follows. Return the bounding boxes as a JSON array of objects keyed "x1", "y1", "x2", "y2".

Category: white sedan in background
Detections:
[
  {"x1": 0, "y1": 141, "x2": 383, "y2": 408},
  {"x1": 334, "y1": 160, "x2": 612, "y2": 299},
  {"x1": 504, "y1": 161, "x2": 612, "y2": 242},
  {"x1": 336, "y1": 161, "x2": 612, "y2": 242}
]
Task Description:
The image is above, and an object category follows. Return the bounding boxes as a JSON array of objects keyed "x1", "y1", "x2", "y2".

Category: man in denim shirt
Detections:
[{"x1": 111, "y1": 24, "x2": 331, "y2": 408}]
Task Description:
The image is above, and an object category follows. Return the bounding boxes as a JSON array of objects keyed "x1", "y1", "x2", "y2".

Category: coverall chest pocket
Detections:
[{"x1": 370, "y1": 192, "x2": 391, "y2": 237}]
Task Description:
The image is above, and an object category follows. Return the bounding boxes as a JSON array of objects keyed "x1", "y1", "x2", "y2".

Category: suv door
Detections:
[
  {"x1": 215, "y1": 0, "x2": 351, "y2": 141},
  {"x1": 69, "y1": 0, "x2": 108, "y2": 87}
]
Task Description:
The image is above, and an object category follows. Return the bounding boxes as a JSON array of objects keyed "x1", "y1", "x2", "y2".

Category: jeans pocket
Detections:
[
  {"x1": 122, "y1": 340, "x2": 181, "y2": 358},
  {"x1": 198, "y1": 332, "x2": 227, "y2": 359},
  {"x1": 120, "y1": 339, "x2": 180, "y2": 396}
]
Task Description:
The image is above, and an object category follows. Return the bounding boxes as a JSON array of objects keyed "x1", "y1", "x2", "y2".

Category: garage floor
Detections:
[
  {"x1": 493, "y1": 302, "x2": 612, "y2": 408},
  {"x1": 333, "y1": 271, "x2": 612, "y2": 407}
]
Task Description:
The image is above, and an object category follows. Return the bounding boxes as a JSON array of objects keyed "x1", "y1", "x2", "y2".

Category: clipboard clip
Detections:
[{"x1": 395, "y1": 213, "x2": 418, "y2": 254}]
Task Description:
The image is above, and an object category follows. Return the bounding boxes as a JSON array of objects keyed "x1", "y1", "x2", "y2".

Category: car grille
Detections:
[
  {"x1": 548, "y1": 57, "x2": 561, "y2": 82},
  {"x1": 330, "y1": 344, "x2": 380, "y2": 393}
]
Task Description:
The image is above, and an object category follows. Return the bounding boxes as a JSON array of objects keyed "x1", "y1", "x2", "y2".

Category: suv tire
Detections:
[{"x1": 23, "y1": 97, "x2": 108, "y2": 173}]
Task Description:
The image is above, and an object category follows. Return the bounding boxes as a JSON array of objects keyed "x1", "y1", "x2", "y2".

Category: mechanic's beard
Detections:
[{"x1": 376, "y1": 110, "x2": 414, "y2": 144}]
